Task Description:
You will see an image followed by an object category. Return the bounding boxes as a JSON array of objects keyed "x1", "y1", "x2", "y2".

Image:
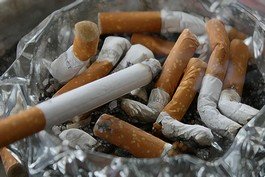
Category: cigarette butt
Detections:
[
  {"x1": 206, "y1": 19, "x2": 229, "y2": 52},
  {"x1": 55, "y1": 60, "x2": 113, "y2": 96},
  {"x1": 155, "y1": 29, "x2": 199, "y2": 97},
  {"x1": 157, "y1": 112, "x2": 214, "y2": 146},
  {"x1": 205, "y1": 44, "x2": 228, "y2": 81},
  {"x1": 0, "y1": 107, "x2": 46, "y2": 147},
  {"x1": 223, "y1": 39, "x2": 250, "y2": 95},
  {"x1": 131, "y1": 33, "x2": 174, "y2": 56},
  {"x1": 228, "y1": 27, "x2": 247, "y2": 41},
  {"x1": 93, "y1": 114, "x2": 172, "y2": 158},
  {"x1": 162, "y1": 58, "x2": 207, "y2": 120},
  {"x1": 73, "y1": 21, "x2": 99, "y2": 61},
  {"x1": 0, "y1": 59, "x2": 161, "y2": 147},
  {"x1": 55, "y1": 36, "x2": 131, "y2": 96},
  {"x1": 0, "y1": 148, "x2": 27, "y2": 177},
  {"x1": 98, "y1": 11, "x2": 161, "y2": 34}
]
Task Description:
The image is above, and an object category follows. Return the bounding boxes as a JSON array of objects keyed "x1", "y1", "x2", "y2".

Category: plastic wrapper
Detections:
[{"x1": 0, "y1": 0, "x2": 264, "y2": 176}]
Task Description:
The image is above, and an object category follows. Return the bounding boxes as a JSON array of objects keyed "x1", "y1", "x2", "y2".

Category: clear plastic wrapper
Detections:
[{"x1": 0, "y1": 0, "x2": 264, "y2": 176}]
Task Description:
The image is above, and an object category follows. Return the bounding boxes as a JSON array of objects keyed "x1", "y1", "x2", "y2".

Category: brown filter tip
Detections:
[
  {"x1": 223, "y1": 39, "x2": 250, "y2": 95},
  {"x1": 93, "y1": 114, "x2": 168, "y2": 158}
]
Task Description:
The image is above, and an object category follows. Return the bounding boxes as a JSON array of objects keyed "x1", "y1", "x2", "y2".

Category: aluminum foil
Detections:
[{"x1": 0, "y1": 0, "x2": 265, "y2": 176}]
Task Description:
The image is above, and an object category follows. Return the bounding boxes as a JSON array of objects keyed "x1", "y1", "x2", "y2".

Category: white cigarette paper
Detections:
[
  {"x1": 121, "y1": 88, "x2": 170, "y2": 122},
  {"x1": 36, "y1": 59, "x2": 161, "y2": 128},
  {"x1": 50, "y1": 46, "x2": 90, "y2": 83},
  {"x1": 161, "y1": 10, "x2": 205, "y2": 35},
  {"x1": 196, "y1": 35, "x2": 209, "y2": 61},
  {"x1": 112, "y1": 44, "x2": 154, "y2": 72},
  {"x1": 157, "y1": 112, "x2": 214, "y2": 146},
  {"x1": 59, "y1": 128, "x2": 97, "y2": 151},
  {"x1": 97, "y1": 36, "x2": 131, "y2": 65},
  {"x1": 197, "y1": 75, "x2": 242, "y2": 138},
  {"x1": 218, "y1": 89, "x2": 259, "y2": 125},
  {"x1": 112, "y1": 44, "x2": 154, "y2": 101}
]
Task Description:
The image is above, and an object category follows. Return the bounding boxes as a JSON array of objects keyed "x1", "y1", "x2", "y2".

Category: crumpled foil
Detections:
[{"x1": 0, "y1": 0, "x2": 265, "y2": 176}]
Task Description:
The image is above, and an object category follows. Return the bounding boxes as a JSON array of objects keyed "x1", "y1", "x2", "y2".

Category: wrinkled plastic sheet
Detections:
[{"x1": 0, "y1": 0, "x2": 265, "y2": 176}]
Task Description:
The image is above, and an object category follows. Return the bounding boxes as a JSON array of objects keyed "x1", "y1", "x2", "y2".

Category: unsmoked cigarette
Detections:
[
  {"x1": 162, "y1": 58, "x2": 207, "y2": 120},
  {"x1": 98, "y1": 11, "x2": 161, "y2": 34},
  {"x1": 0, "y1": 60, "x2": 161, "y2": 148},
  {"x1": 0, "y1": 147, "x2": 27, "y2": 177},
  {"x1": 131, "y1": 33, "x2": 174, "y2": 56},
  {"x1": 223, "y1": 39, "x2": 250, "y2": 95},
  {"x1": 228, "y1": 27, "x2": 247, "y2": 41},
  {"x1": 155, "y1": 29, "x2": 199, "y2": 97},
  {"x1": 93, "y1": 114, "x2": 172, "y2": 158},
  {"x1": 73, "y1": 21, "x2": 100, "y2": 61}
]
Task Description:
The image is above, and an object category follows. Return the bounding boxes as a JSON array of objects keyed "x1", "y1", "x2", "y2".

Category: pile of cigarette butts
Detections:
[{"x1": 0, "y1": 10, "x2": 262, "y2": 173}]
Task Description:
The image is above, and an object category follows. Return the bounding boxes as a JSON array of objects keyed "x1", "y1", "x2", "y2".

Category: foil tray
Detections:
[{"x1": 0, "y1": 0, "x2": 265, "y2": 176}]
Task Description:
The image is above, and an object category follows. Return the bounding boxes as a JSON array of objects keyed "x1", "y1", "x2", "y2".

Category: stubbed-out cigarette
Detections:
[
  {"x1": 112, "y1": 44, "x2": 154, "y2": 101},
  {"x1": 93, "y1": 114, "x2": 172, "y2": 158},
  {"x1": 98, "y1": 10, "x2": 205, "y2": 35},
  {"x1": 50, "y1": 21, "x2": 99, "y2": 83},
  {"x1": 131, "y1": 33, "x2": 174, "y2": 57},
  {"x1": 0, "y1": 147, "x2": 27, "y2": 177},
  {"x1": 218, "y1": 39, "x2": 259, "y2": 124},
  {"x1": 154, "y1": 58, "x2": 214, "y2": 146},
  {"x1": 121, "y1": 29, "x2": 199, "y2": 122},
  {"x1": 156, "y1": 112, "x2": 214, "y2": 146},
  {"x1": 112, "y1": 44, "x2": 154, "y2": 73},
  {"x1": 55, "y1": 36, "x2": 131, "y2": 96},
  {"x1": 226, "y1": 26, "x2": 247, "y2": 41},
  {"x1": 198, "y1": 20, "x2": 242, "y2": 139},
  {"x1": 0, "y1": 59, "x2": 161, "y2": 147},
  {"x1": 163, "y1": 58, "x2": 207, "y2": 120}
]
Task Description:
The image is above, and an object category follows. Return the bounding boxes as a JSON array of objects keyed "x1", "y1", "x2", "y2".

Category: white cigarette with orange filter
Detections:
[
  {"x1": 93, "y1": 114, "x2": 172, "y2": 158},
  {"x1": 198, "y1": 19, "x2": 241, "y2": 139},
  {"x1": 50, "y1": 21, "x2": 99, "y2": 83},
  {"x1": 121, "y1": 29, "x2": 199, "y2": 122},
  {"x1": 0, "y1": 59, "x2": 161, "y2": 148},
  {"x1": 154, "y1": 58, "x2": 214, "y2": 146},
  {"x1": 98, "y1": 10, "x2": 205, "y2": 35},
  {"x1": 55, "y1": 36, "x2": 131, "y2": 96},
  {"x1": 218, "y1": 39, "x2": 259, "y2": 125}
]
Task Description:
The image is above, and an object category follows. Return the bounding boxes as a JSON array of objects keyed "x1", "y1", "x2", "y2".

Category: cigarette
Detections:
[
  {"x1": 0, "y1": 59, "x2": 161, "y2": 147},
  {"x1": 162, "y1": 58, "x2": 207, "y2": 120},
  {"x1": 112, "y1": 44, "x2": 154, "y2": 73},
  {"x1": 198, "y1": 19, "x2": 242, "y2": 139},
  {"x1": 59, "y1": 128, "x2": 97, "y2": 151},
  {"x1": 218, "y1": 39, "x2": 259, "y2": 124},
  {"x1": 55, "y1": 36, "x2": 131, "y2": 96},
  {"x1": 121, "y1": 29, "x2": 199, "y2": 122},
  {"x1": 131, "y1": 33, "x2": 174, "y2": 57},
  {"x1": 98, "y1": 10, "x2": 205, "y2": 35},
  {"x1": 206, "y1": 19, "x2": 230, "y2": 54},
  {"x1": 0, "y1": 147, "x2": 27, "y2": 177},
  {"x1": 154, "y1": 58, "x2": 214, "y2": 146},
  {"x1": 112, "y1": 44, "x2": 154, "y2": 101},
  {"x1": 156, "y1": 112, "x2": 214, "y2": 146},
  {"x1": 93, "y1": 114, "x2": 172, "y2": 158},
  {"x1": 226, "y1": 26, "x2": 247, "y2": 41},
  {"x1": 50, "y1": 21, "x2": 99, "y2": 83}
]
